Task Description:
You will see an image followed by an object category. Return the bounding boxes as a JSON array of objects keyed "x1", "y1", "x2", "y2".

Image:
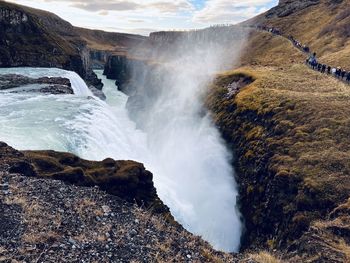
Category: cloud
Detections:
[
  {"x1": 128, "y1": 19, "x2": 146, "y2": 23},
  {"x1": 40, "y1": 0, "x2": 194, "y2": 14},
  {"x1": 70, "y1": 1, "x2": 140, "y2": 12},
  {"x1": 4, "y1": 0, "x2": 278, "y2": 35},
  {"x1": 193, "y1": 0, "x2": 273, "y2": 24},
  {"x1": 98, "y1": 10, "x2": 109, "y2": 16}
]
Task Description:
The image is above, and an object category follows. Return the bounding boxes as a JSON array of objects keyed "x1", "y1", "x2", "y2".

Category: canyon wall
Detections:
[
  {"x1": 206, "y1": 67, "x2": 350, "y2": 262},
  {"x1": 0, "y1": 2, "x2": 86, "y2": 75}
]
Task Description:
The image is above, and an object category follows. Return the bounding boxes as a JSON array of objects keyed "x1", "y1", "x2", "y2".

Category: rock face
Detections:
[
  {"x1": 103, "y1": 55, "x2": 149, "y2": 96},
  {"x1": 0, "y1": 74, "x2": 73, "y2": 94},
  {"x1": 103, "y1": 55, "x2": 130, "y2": 84},
  {"x1": 266, "y1": 0, "x2": 320, "y2": 18},
  {"x1": 0, "y1": 2, "x2": 86, "y2": 75},
  {"x1": 90, "y1": 50, "x2": 110, "y2": 69}
]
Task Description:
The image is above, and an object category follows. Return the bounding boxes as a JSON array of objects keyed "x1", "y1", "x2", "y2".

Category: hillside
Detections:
[
  {"x1": 76, "y1": 27, "x2": 146, "y2": 53},
  {"x1": 204, "y1": 0, "x2": 350, "y2": 261},
  {"x1": 242, "y1": 0, "x2": 350, "y2": 68}
]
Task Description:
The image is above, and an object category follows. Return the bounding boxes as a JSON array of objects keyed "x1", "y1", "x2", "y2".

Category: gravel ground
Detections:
[{"x1": 0, "y1": 170, "x2": 239, "y2": 263}]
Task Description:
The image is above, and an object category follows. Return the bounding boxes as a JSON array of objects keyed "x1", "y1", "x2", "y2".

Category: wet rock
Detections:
[
  {"x1": 85, "y1": 70, "x2": 103, "y2": 90},
  {"x1": 89, "y1": 85, "x2": 106, "y2": 100}
]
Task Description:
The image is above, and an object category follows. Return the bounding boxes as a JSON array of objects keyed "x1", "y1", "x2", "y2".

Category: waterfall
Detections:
[
  {"x1": 63, "y1": 70, "x2": 93, "y2": 97},
  {"x1": 0, "y1": 67, "x2": 242, "y2": 252}
]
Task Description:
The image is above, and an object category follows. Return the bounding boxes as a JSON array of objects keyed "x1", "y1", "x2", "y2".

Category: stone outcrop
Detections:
[{"x1": 88, "y1": 85, "x2": 106, "y2": 100}]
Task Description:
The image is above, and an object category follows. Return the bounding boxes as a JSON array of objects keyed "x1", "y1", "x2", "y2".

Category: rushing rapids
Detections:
[{"x1": 0, "y1": 67, "x2": 241, "y2": 252}]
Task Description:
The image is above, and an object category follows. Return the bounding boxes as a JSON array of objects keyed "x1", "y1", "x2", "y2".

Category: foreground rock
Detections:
[
  {"x1": 23, "y1": 150, "x2": 167, "y2": 214},
  {"x1": 0, "y1": 142, "x2": 241, "y2": 262},
  {"x1": 0, "y1": 142, "x2": 167, "y2": 215},
  {"x1": 0, "y1": 74, "x2": 73, "y2": 94}
]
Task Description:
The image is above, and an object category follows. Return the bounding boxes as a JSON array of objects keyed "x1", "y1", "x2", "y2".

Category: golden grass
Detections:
[
  {"x1": 248, "y1": 251, "x2": 283, "y2": 263},
  {"x1": 241, "y1": 31, "x2": 305, "y2": 67}
]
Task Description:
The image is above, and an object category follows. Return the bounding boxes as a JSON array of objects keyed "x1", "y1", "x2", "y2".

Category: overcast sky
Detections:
[{"x1": 6, "y1": 0, "x2": 278, "y2": 35}]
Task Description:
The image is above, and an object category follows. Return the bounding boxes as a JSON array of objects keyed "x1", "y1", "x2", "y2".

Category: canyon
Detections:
[{"x1": 1, "y1": 0, "x2": 350, "y2": 262}]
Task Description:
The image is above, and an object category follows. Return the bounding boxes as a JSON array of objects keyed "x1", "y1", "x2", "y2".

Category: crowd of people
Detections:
[
  {"x1": 287, "y1": 35, "x2": 310, "y2": 53},
  {"x1": 254, "y1": 25, "x2": 350, "y2": 84},
  {"x1": 255, "y1": 25, "x2": 281, "y2": 35},
  {"x1": 306, "y1": 53, "x2": 350, "y2": 82}
]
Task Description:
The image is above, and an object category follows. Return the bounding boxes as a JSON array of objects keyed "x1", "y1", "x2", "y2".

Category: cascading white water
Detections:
[{"x1": 0, "y1": 66, "x2": 242, "y2": 252}]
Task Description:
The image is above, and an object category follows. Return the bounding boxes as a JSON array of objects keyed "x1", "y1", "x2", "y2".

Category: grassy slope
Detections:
[
  {"x1": 207, "y1": 65, "x2": 350, "y2": 261},
  {"x1": 241, "y1": 31, "x2": 305, "y2": 67}
]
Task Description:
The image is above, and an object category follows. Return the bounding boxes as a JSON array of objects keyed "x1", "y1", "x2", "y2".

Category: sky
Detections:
[{"x1": 6, "y1": 0, "x2": 279, "y2": 35}]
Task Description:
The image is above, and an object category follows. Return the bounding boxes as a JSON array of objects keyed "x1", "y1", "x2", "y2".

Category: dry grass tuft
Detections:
[{"x1": 248, "y1": 251, "x2": 283, "y2": 263}]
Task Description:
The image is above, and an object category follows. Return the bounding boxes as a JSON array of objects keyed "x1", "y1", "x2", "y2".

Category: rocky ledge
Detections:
[
  {"x1": 0, "y1": 142, "x2": 167, "y2": 215},
  {"x1": 0, "y1": 74, "x2": 73, "y2": 94},
  {"x1": 0, "y1": 142, "x2": 242, "y2": 262}
]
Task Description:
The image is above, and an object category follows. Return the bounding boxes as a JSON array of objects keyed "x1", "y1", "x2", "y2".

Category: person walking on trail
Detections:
[
  {"x1": 308, "y1": 52, "x2": 317, "y2": 69},
  {"x1": 346, "y1": 72, "x2": 350, "y2": 82}
]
